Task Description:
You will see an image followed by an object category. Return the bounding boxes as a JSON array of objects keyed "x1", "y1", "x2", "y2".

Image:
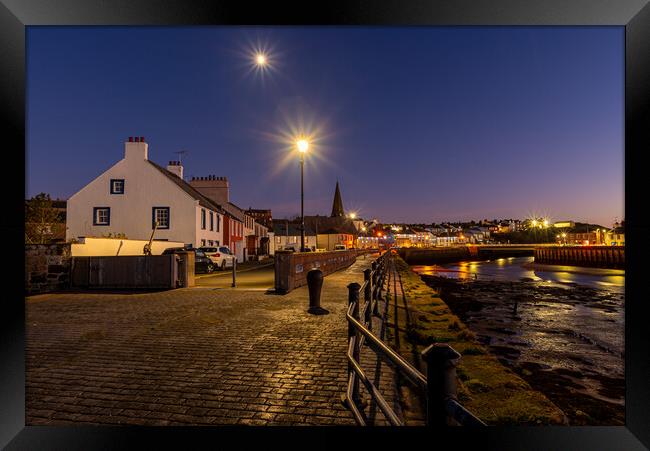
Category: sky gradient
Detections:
[{"x1": 27, "y1": 27, "x2": 624, "y2": 226}]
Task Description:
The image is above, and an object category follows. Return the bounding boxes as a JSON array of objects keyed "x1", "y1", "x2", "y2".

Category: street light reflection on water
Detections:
[{"x1": 414, "y1": 256, "x2": 624, "y2": 292}]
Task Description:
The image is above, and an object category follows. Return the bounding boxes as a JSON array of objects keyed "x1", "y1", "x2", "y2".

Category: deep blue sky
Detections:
[{"x1": 27, "y1": 27, "x2": 624, "y2": 226}]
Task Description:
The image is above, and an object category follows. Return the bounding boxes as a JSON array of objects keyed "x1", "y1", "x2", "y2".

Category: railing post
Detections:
[
  {"x1": 377, "y1": 257, "x2": 384, "y2": 300},
  {"x1": 363, "y1": 269, "x2": 372, "y2": 329},
  {"x1": 422, "y1": 343, "x2": 461, "y2": 426},
  {"x1": 370, "y1": 261, "x2": 379, "y2": 315},
  {"x1": 348, "y1": 282, "x2": 362, "y2": 403}
]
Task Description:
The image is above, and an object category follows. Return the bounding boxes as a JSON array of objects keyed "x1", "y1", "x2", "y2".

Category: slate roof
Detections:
[
  {"x1": 272, "y1": 221, "x2": 316, "y2": 236},
  {"x1": 147, "y1": 160, "x2": 227, "y2": 215},
  {"x1": 303, "y1": 215, "x2": 358, "y2": 235},
  {"x1": 224, "y1": 202, "x2": 246, "y2": 223}
]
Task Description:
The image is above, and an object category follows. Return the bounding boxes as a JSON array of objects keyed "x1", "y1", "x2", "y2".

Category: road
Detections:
[{"x1": 195, "y1": 263, "x2": 275, "y2": 289}]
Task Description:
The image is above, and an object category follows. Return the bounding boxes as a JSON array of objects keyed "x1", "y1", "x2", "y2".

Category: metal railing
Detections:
[{"x1": 343, "y1": 250, "x2": 485, "y2": 426}]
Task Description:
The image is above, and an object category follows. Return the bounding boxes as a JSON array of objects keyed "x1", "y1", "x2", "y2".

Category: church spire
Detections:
[{"x1": 331, "y1": 181, "x2": 345, "y2": 217}]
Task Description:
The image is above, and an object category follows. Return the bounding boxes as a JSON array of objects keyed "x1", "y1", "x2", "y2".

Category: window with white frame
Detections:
[
  {"x1": 93, "y1": 207, "x2": 110, "y2": 226},
  {"x1": 110, "y1": 179, "x2": 125, "y2": 194},
  {"x1": 152, "y1": 207, "x2": 170, "y2": 229}
]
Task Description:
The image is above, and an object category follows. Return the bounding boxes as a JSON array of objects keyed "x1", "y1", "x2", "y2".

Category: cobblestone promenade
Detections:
[{"x1": 26, "y1": 256, "x2": 398, "y2": 426}]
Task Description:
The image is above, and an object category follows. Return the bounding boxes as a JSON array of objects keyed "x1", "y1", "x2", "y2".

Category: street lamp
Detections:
[
  {"x1": 255, "y1": 53, "x2": 267, "y2": 67},
  {"x1": 297, "y1": 138, "x2": 309, "y2": 252}
]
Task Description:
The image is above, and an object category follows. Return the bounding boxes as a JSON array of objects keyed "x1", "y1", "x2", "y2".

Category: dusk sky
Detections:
[{"x1": 27, "y1": 27, "x2": 624, "y2": 226}]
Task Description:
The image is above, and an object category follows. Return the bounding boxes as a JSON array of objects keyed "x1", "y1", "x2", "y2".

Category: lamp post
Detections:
[{"x1": 297, "y1": 138, "x2": 309, "y2": 252}]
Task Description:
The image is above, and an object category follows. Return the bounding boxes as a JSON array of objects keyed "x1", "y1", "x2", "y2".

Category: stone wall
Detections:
[
  {"x1": 274, "y1": 250, "x2": 357, "y2": 293},
  {"x1": 25, "y1": 243, "x2": 72, "y2": 295},
  {"x1": 534, "y1": 246, "x2": 624, "y2": 269}
]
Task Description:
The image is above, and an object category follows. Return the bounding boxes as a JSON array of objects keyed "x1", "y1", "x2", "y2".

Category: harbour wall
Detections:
[
  {"x1": 398, "y1": 246, "x2": 533, "y2": 265},
  {"x1": 534, "y1": 246, "x2": 624, "y2": 269}
]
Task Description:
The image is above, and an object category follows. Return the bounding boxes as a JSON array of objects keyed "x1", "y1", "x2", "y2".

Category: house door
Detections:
[{"x1": 247, "y1": 235, "x2": 257, "y2": 256}]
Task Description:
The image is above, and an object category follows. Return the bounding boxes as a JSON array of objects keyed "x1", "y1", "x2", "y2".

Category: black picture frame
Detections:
[{"x1": 4, "y1": 0, "x2": 649, "y2": 449}]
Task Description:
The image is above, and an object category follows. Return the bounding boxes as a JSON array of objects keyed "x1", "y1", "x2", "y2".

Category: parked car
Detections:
[
  {"x1": 199, "y1": 246, "x2": 235, "y2": 270},
  {"x1": 334, "y1": 244, "x2": 347, "y2": 251},
  {"x1": 162, "y1": 247, "x2": 214, "y2": 274}
]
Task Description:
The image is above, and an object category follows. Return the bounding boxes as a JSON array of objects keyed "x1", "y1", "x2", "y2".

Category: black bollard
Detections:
[
  {"x1": 422, "y1": 343, "x2": 461, "y2": 426},
  {"x1": 307, "y1": 269, "x2": 328, "y2": 315}
]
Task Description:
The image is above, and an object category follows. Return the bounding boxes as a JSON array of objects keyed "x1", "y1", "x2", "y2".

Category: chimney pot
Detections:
[
  {"x1": 140, "y1": 136, "x2": 145, "y2": 142},
  {"x1": 128, "y1": 137, "x2": 133, "y2": 142}
]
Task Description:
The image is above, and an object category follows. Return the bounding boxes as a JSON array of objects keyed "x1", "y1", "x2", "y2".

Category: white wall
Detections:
[
  {"x1": 71, "y1": 237, "x2": 185, "y2": 256},
  {"x1": 66, "y1": 141, "x2": 222, "y2": 248},
  {"x1": 275, "y1": 234, "x2": 317, "y2": 250},
  {"x1": 317, "y1": 233, "x2": 353, "y2": 251},
  {"x1": 195, "y1": 206, "x2": 224, "y2": 248}
]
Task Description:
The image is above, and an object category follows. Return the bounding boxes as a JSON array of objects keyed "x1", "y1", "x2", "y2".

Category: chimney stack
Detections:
[
  {"x1": 189, "y1": 175, "x2": 229, "y2": 204},
  {"x1": 124, "y1": 136, "x2": 148, "y2": 161},
  {"x1": 166, "y1": 160, "x2": 183, "y2": 179}
]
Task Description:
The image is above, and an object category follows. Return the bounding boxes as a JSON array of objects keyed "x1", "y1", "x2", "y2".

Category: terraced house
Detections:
[{"x1": 66, "y1": 137, "x2": 226, "y2": 249}]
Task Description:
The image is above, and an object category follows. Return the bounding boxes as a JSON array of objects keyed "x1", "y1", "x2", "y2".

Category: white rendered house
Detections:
[{"x1": 66, "y1": 137, "x2": 225, "y2": 249}]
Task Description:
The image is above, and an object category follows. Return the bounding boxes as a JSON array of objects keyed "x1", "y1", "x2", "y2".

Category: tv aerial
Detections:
[{"x1": 173, "y1": 150, "x2": 189, "y2": 165}]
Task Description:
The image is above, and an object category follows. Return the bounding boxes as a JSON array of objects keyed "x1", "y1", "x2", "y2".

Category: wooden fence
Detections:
[{"x1": 71, "y1": 255, "x2": 177, "y2": 289}]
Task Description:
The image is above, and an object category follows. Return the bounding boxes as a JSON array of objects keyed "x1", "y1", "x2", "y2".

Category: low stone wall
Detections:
[
  {"x1": 398, "y1": 247, "x2": 471, "y2": 265},
  {"x1": 25, "y1": 244, "x2": 72, "y2": 295},
  {"x1": 534, "y1": 246, "x2": 624, "y2": 269},
  {"x1": 274, "y1": 250, "x2": 357, "y2": 293},
  {"x1": 398, "y1": 246, "x2": 534, "y2": 265}
]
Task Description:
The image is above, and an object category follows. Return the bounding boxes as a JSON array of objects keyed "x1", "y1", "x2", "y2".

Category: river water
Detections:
[{"x1": 411, "y1": 256, "x2": 625, "y2": 425}]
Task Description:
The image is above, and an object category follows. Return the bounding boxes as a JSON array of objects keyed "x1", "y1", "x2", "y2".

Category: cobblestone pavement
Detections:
[{"x1": 26, "y1": 255, "x2": 399, "y2": 426}]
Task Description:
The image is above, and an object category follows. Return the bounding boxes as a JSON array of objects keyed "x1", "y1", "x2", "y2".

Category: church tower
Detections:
[{"x1": 330, "y1": 181, "x2": 345, "y2": 218}]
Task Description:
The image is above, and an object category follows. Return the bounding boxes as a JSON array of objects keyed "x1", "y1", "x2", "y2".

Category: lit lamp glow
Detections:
[
  {"x1": 297, "y1": 139, "x2": 309, "y2": 153},
  {"x1": 255, "y1": 53, "x2": 267, "y2": 67}
]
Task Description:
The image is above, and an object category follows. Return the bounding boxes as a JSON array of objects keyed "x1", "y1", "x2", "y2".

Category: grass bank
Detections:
[{"x1": 389, "y1": 255, "x2": 567, "y2": 425}]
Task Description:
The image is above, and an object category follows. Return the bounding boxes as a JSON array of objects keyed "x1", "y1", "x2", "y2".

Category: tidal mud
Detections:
[{"x1": 418, "y1": 274, "x2": 624, "y2": 425}]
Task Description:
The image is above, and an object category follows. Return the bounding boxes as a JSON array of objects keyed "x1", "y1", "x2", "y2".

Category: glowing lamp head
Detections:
[
  {"x1": 255, "y1": 53, "x2": 267, "y2": 66},
  {"x1": 349, "y1": 212, "x2": 356, "y2": 219},
  {"x1": 296, "y1": 139, "x2": 309, "y2": 153}
]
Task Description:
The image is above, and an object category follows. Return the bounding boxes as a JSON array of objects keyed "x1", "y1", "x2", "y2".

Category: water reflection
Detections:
[{"x1": 412, "y1": 256, "x2": 624, "y2": 293}]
